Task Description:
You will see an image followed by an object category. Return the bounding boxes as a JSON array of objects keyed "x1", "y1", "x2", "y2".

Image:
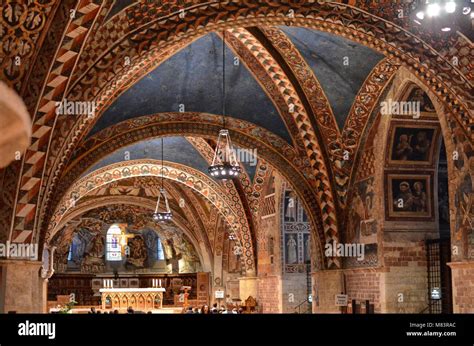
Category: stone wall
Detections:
[
  {"x1": 312, "y1": 270, "x2": 343, "y2": 313},
  {"x1": 0, "y1": 260, "x2": 44, "y2": 313}
]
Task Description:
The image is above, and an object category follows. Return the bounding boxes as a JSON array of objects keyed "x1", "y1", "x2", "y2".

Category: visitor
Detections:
[
  {"x1": 113, "y1": 309, "x2": 119, "y2": 314},
  {"x1": 220, "y1": 307, "x2": 227, "y2": 314},
  {"x1": 238, "y1": 307, "x2": 244, "y2": 314},
  {"x1": 210, "y1": 303, "x2": 218, "y2": 314},
  {"x1": 89, "y1": 307, "x2": 96, "y2": 314},
  {"x1": 200, "y1": 305, "x2": 210, "y2": 314},
  {"x1": 127, "y1": 306, "x2": 134, "y2": 314},
  {"x1": 232, "y1": 308, "x2": 238, "y2": 314},
  {"x1": 193, "y1": 307, "x2": 199, "y2": 314},
  {"x1": 185, "y1": 306, "x2": 194, "y2": 314}
]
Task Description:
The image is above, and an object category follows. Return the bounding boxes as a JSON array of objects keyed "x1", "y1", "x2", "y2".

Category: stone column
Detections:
[
  {"x1": 312, "y1": 270, "x2": 343, "y2": 313},
  {"x1": 40, "y1": 245, "x2": 56, "y2": 313},
  {"x1": 211, "y1": 251, "x2": 224, "y2": 306},
  {"x1": 238, "y1": 276, "x2": 258, "y2": 302},
  {"x1": 448, "y1": 261, "x2": 474, "y2": 313},
  {"x1": 0, "y1": 260, "x2": 43, "y2": 313}
]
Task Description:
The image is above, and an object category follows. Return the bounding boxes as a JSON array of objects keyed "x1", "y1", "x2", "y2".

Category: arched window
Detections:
[
  {"x1": 67, "y1": 244, "x2": 73, "y2": 261},
  {"x1": 156, "y1": 238, "x2": 165, "y2": 260},
  {"x1": 106, "y1": 224, "x2": 122, "y2": 261}
]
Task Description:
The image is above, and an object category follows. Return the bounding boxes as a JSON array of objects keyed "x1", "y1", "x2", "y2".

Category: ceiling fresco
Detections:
[
  {"x1": 1, "y1": 0, "x2": 471, "y2": 277},
  {"x1": 84, "y1": 137, "x2": 210, "y2": 176},
  {"x1": 89, "y1": 32, "x2": 291, "y2": 142},
  {"x1": 280, "y1": 27, "x2": 384, "y2": 128}
]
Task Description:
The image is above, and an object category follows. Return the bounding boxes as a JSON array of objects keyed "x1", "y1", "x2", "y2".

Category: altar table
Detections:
[{"x1": 99, "y1": 288, "x2": 166, "y2": 311}]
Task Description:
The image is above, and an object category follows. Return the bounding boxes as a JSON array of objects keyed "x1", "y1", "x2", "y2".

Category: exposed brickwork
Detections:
[
  {"x1": 449, "y1": 262, "x2": 474, "y2": 313},
  {"x1": 383, "y1": 241, "x2": 428, "y2": 268},
  {"x1": 344, "y1": 269, "x2": 382, "y2": 313},
  {"x1": 382, "y1": 236, "x2": 431, "y2": 313},
  {"x1": 257, "y1": 276, "x2": 281, "y2": 313}
]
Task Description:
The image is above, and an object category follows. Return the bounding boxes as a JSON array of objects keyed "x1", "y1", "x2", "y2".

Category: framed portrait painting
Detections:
[
  {"x1": 385, "y1": 172, "x2": 434, "y2": 221},
  {"x1": 387, "y1": 123, "x2": 439, "y2": 167}
]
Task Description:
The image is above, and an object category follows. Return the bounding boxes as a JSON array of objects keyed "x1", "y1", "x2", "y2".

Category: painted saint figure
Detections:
[
  {"x1": 412, "y1": 131, "x2": 431, "y2": 161},
  {"x1": 394, "y1": 134, "x2": 413, "y2": 160},
  {"x1": 285, "y1": 191, "x2": 297, "y2": 221},
  {"x1": 412, "y1": 181, "x2": 427, "y2": 212},
  {"x1": 394, "y1": 181, "x2": 414, "y2": 211},
  {"x1": 304, "y1": 235, "x2": 310, "y2": 264},
  {"x1": 286, "y1": 234, "x2": 298, "y2": 264}
]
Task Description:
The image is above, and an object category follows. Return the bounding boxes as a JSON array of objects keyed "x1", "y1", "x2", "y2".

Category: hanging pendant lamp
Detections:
[
  {"x1": 208, "y1": 30, "x2": 241, "y2": 180},
  {"x1": 153, "y1": 138, "x2": 172, "y2": 222},
  {"x1": 411, "y1": 0, "x2": 473, "y2": 37}
]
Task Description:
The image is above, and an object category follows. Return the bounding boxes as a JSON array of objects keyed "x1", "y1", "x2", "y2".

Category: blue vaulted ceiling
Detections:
[
  {"x1": 105, "y1": 0, "x2": 135, "y2": 22},
  {"x1": 280, "y1": 27, "x2": 384, "y2": 129},
  {"x1": 90, "y1": 33, "x2": 291, "y2": 143},
  {"x1": 87, "y1": 28, "x2": 384, "y2": 179},
  {"x1": 85, "y1": 137, "x2": 209, "y2": 176},
  {"x1": 84, "y1": 137, "x2": 258, "y2": 181}
]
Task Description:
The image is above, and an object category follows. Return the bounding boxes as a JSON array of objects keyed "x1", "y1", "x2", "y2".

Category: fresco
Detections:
[
  {"x1": 53, "y1": 205, "x2": 202, "y2": 274},
  {"x1": 344, "y1": 177, "x2": 378, "y2": 268},
  {"x1": 388, "y1": 124, "x2": 439, "y2": 165},
  {"x1": 386, "y1": 173, "x2": 433, "y2": 220},
  {"x1": 406, "y1": 87, "x2": 436, "y2": 113}
]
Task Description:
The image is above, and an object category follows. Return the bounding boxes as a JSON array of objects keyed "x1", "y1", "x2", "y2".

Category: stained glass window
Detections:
[
  {"x1": 106, "y1": 224, "x2": 122, "y2": 261},
  {"x1": 157, "y1": 238, "x2": 165, "y2": 260}
]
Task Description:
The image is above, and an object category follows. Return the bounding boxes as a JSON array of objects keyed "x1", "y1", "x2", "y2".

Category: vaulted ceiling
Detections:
[{"x1": 1, "y1": 0, "x2": 472, "y2": 272}]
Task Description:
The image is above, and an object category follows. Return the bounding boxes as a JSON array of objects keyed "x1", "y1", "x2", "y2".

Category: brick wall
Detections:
[
  {"x1": 344, "y1": 269, "x2": 381, "y2": 312},
  {"x1": 381, "y1": 235, "x2": 431, "y2": 313},
  {"x1": 449, "y1": 262, "x2": 474, "y2": 313},
  {"x1": 383, "y1": 240, "x2": 427, "y2": 268},
  {"x1": 257, "y1": 276, "x2": 281, "y2": 313}
]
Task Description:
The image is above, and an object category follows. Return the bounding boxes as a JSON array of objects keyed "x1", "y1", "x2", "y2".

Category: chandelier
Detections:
[
  {"x1": 412, "y1": 0, "x2": 473, "y2": 35},
  {"x1": 153, "y1": 138, "x2": 172, "y2": 222},
  {"x1": 208, "y1": 30, "x2": 242, "y2": 180},
  {"x1": 208, "y1": 129, "x2": 241, "y2": 178}
]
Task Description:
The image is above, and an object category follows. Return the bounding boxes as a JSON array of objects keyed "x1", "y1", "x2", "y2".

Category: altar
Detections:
[{"x1": 99, "y1": 287, "x2": 166, "y2": 312}]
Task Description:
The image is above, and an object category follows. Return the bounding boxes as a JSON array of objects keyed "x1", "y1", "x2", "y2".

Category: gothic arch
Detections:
[
  {"x1": 381, "y1": 68, "x2": 473, "y2": 261},
  {"x1": 50, "y1": 194, "x2": 213, "y2": 273},
  {"x1": 48, "y1": 160, "x2": 258, "y2": 273},
  {"x1": 45, "y1": 113, "x2": 330, "y2": 268},
  {"x1": 8, "y1": 0, "x2": 472, "y2": 273}
]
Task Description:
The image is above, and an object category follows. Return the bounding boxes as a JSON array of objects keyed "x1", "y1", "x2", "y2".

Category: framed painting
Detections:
[
  {"x1": 387, "y1": 123, "x2": 439, "y2": 166},
  {"x1": 393, "y1": 85, "x2": 438, "y2": 119},
  {"x1": 385, "y1": 172, "x2": 434, "y2": 221}
]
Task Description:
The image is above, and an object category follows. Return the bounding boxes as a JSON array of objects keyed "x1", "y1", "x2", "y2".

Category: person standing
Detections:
[{"x1": 200, "y1": 305, "x2": 210, "y2": 314}]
